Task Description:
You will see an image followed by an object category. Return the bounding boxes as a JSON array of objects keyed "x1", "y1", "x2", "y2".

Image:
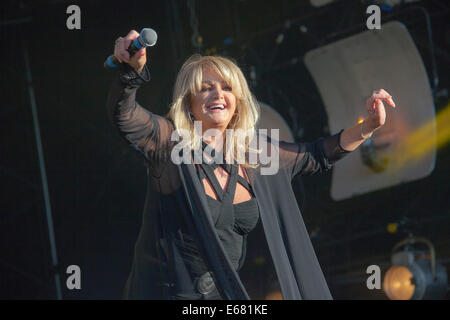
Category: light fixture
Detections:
[
  {"x1": 304, "y1": 21, "x2": 437, "y2": 201},
  {"x1": 383, "y1": 236, "x2": 448, "y2": 300},
  {"x1": 265, "y1": 290, "x2": 283, "y2": 300},
  {"x1": 257, "y1": 101, "x2": 295, "y2": 142},
  {"x1": 265, "y1": 279, "x2": 283, "y2": 300},
  {"x1": 360, "y1": 137, "x2": 390, "y2": 173}
]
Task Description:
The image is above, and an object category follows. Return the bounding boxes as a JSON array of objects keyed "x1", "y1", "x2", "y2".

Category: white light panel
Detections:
[{"x1": 304, "y1": 21, "x2": 436, "y2": 200}]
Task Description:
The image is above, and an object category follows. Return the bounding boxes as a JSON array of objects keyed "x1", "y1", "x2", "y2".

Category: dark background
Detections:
[{"x1": 1, "y1": 0, "x2": 449, "y2": 299}]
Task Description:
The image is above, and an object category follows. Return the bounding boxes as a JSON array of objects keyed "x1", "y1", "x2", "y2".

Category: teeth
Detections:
[{"x1": 209, "y1": 104, "x2": 225, "y2": 110}]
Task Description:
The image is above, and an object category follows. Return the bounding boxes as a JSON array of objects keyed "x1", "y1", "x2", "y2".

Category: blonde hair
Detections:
[{"x1": 167, "y1": 54, "x2": 260, "y2": 168}]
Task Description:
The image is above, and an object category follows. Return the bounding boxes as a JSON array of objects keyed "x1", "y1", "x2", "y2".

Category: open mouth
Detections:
[{"x1": 207, "y1": 104, "x2": 226, "y2": 111}]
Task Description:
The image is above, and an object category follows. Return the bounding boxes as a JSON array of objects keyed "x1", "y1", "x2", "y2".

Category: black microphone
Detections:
[{"x1": 104, "y1": 28, "x2": 157, "y2": 69}]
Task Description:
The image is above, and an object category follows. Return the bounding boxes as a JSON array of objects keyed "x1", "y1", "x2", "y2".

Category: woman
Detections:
[{"x1": 107, "y1": 30, "x2": 396, "y2": 300}]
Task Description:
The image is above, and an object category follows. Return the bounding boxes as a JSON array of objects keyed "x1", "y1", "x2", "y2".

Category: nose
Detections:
[{"x1": 212, "y1": 84, "x2": 224, "y2": 99}]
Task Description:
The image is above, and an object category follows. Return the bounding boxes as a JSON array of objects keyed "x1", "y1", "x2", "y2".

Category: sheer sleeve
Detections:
[
  {"x1": 106, "y1": 63, "x2": 175, "y2": 164},
  {"x1": 278, "y1": 129, "x2": 351, "y2": 179}
]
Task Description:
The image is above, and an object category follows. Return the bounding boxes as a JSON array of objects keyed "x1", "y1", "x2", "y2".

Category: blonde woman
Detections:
[{"x1": 107, "y1": 30, "x2": 396, "y2": 300}]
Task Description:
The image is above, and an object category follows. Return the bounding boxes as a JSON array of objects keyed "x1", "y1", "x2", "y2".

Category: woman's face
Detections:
[{"x1": 190, "y1": 68, "x2": 237, "y2": 132}]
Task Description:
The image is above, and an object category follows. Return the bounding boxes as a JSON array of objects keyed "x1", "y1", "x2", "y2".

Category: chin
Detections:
[
  {"x1": 201, "y1": 119, "x2": 227, "y2": 130},
  {"x1": 208, "y1": 115, "x2": 229, "y2": 124}
]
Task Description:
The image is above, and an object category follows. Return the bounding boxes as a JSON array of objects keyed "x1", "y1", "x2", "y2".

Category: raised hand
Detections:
[
  {"x1": 365, "y1": 88, "x2": 396, "y2": 131},
  {"x1": 113, "y1": 30, "x2": 147, "y2": 73}
]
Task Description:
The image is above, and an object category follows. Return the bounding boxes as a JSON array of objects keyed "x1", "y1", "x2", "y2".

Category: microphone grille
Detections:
[{"x1": 139, "y1": 28, "x2": 158, "y2": 47}]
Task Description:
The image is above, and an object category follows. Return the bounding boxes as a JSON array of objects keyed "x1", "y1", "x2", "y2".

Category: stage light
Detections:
[
  {"x1": 304, "y1": 21, "x2": 437, "y2": 201},
  {"x1": 257, "y1": 101, "x2": 295, "y2": 142},
  {"x1": 265, "y1": 279, "x2": 283, "y2": 300},
  {"x1": 360, "y1": 136, "x2": 391, "y2": 173},
  {"x1": 394, "y1": 102, "x2": 450, "y2": 171},
  {"x1": 383, "y1": 265, "x2": 415, "y2": 300},
  {"x1": 265, "y1": 290, "x2": 283, "y2": 300},
  {"x1": 383, "y1": 237, "x2": 448, "y2": 300}
]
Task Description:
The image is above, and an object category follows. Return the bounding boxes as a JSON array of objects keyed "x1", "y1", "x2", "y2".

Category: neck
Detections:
[
  {"x1": 202, "y1": 125, "x2": 226, "y2": 150},
  {"x1": 204, "y1": 136, "x2": 224, "y2": 153}
]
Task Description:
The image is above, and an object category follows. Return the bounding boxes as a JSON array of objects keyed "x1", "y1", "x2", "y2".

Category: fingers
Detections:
[
  {"x1": 113, "y1": 39, "x2": 122, "y2": 63},
  {"x1": 125, "y1": 29, "x2": 140, "y2": 41},
  {"x1": 371, "y1": 89, "x2": 396, "y2": 108},
  {"x1": 123, "y1": 30, "x2": 140, "y2": 58},
  {"x1": 113, "y1": 30, "x2": 140, "y2": 63},
  {"x1": 114, "y1": 38, "x2": 128, "y2": 63},
  {"x1": 370, "y1": 98, "x2": 383, "y2": 114},
  {"x1": 386, "y1": 96, "x2": 396, "y2": 107},
  {"x1": 137, "y1": 47, "x2": 146, "y2": 57}
]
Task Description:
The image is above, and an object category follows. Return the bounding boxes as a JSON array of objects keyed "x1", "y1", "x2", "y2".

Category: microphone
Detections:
[{"x1": 104, "y1": 28, "x2": 157, "y2": 69}]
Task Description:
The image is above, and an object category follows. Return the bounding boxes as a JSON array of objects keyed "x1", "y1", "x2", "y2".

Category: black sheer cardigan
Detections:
[{"x1": 106, "y1": 64, "x2": 351, "y2": 300}]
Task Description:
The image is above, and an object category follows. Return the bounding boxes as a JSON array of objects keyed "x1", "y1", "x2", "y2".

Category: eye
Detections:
[
  {"x1": 200, "y1": 86, "x2": 211, "y2": 92},
  {"x1": 223, "y1": 86, "x2": 232, "y2": 91}
]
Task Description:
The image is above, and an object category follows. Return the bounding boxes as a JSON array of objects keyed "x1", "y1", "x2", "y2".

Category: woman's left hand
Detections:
[{"x1": 365, "y1": 89, "x2": 396, "y2": 131}]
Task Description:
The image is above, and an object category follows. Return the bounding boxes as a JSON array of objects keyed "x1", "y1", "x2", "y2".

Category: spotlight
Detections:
[
  {"x1": 257, "y1": 101, "x2": 295, "y2": 142},
  {"x1": 304, "y1": 21, "x2": 437, "y2": 200},
  {"x1": 383, "y1": 236, "x2": 448, "y2": 300},
  {"x1": 265, "y1": 279, "x2": 283, "y2": 300},
  {"x1": 360, "y1": 137, "x2": 390, "y2": 173},
  {"x1": 265, "y1": 290, "x2": 283, "y2": 300}
]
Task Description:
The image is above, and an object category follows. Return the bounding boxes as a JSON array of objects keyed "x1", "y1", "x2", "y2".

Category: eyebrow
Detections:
[{"x1": 202, "y1": 80, "x2": 228, "y2": 85}]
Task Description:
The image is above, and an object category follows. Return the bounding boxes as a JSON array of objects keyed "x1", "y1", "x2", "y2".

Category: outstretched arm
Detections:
[
  {"x1": 280, "y1": 129, "x2": 351, "y2": 178},
  {"x1": 282, "y1": 88, "x2": 396, "y2": 178}
]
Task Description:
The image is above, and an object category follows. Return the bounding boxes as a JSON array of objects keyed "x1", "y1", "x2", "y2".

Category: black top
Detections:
[
  {"x1": 195, "y1": 141, "x2": 260, "y2": 270},
  {"x1": 171, "y1": 142, "x2": 260, "y2": 297}
]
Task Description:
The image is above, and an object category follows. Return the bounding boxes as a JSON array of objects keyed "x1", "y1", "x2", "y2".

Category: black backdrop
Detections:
[{"x1": 1, "y1": 0, "x2": 449, "y2": 299}]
